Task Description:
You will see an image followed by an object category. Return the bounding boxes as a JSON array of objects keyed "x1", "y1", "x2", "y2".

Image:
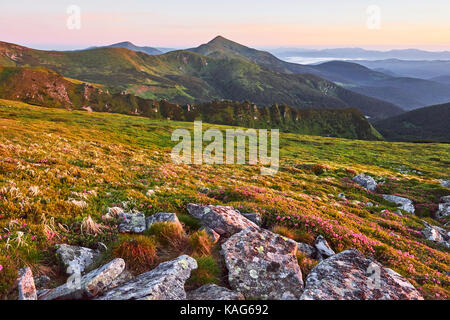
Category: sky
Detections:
[{"x1": 1, "y1": 0, "x2": 450, "y2": 51}]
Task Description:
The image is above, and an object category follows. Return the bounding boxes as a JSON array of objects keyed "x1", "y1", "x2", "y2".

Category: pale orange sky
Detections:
[{"x1": 1, "y1": 0, "x2": 449, "y2": 51}]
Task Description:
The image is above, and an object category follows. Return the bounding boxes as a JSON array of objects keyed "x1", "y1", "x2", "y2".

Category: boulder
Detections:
[
  {"x1": 187, "y1": 204, "x2": 258, "y2": 237},
  {"x1": 240, "y1": 212, "x2": 262, "y2": 226},
  {"x1": 56, "y1": 244, "x2": 100, "y2": 275},
  {"x1": 187, "y1": 284, "x2": 245, "y2": 300},
  {"x1": 39, "y1": 258, "x2": 125, "y2": 300},
  {"x1": 382, "y1": 195, "x2": 415, "y2": 214},
  {"x1": 353, "y1": 174, "x2": 378, "y2": 191},
  {"x1": 301, "y1": 249, "x2": 423, "y2": 300},
  {"x1": 201, "y1": 226, "x2": 220, "y2": 244},
  {"x1": 314, "y1": 235, "x2": 335, "y2": 260},
  {"x1": 146, "y1": 212, "x2": 181, "y2": 229},
  {"x1": 222, "y1": 226, "x2": 304, "y2": 300},
  {"x1": 422, "y1": 222, "x2": 450, "y2": 248},
  {"x1": 118, "y1": 212, "x2": 146, "y2": 233},
  {"x1": 97, "y1": 255, "x2": 197, "y2": 300},
  {"x1": 18, "y1": 267, "x2": 37, "y2": 300}
]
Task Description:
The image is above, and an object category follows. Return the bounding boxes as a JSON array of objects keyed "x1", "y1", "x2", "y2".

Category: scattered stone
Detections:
[
  {"x1": 97, "y1": 255, "x2": 197, "y2": 300},
  {"x1": 146, "y1": 212, "x2": 181, "y2": 229},
  {"x1": 187, "y1": 284, "x2": 245, "y2": 300},
  {"x1": 441, "y1": 180, "x2": 450, "y2": 188},
  {"x1": 382, "y1": 195, "x2": 415, "y2": 214},
  {"x1": 422, "y1": 222, "x2": 450, "y2": 248},
  {"x1": 187, "y1": 204, "x2": 258, "y2": 237},
  {"x1": 301, "y1": 249, "x2": 423, "y2": 300},
  {"x1": 314, "y1": 235, "x2": 335, "y2": 260},
  {"x1": 240, "y1": 212, "x2": 262, "y2": 226},
  {"x1": 40, "y1": 258, "x2": 125, "y2": 300},
  {"x1": 201, "y1": 226, "x2": 220, "y2": 244},
  {"x1": 56, "y1": 244, "x2": 100, "y2": 275},
  {"x1": 118, "y1": 212, "x2": 146, "y2": 233},
  {"x1": 365, "y1": 202, "x2": 374, "y2": 207},
  {"x1": 146, "y1": 189, "x2": 155, "y2": 197},
  {"x1": 222, "y1": 226, "x2": 304, "y2": 300},
  {"x1": 198, "y1": 187, "x2": 210, "y2": 194},
  {"x1": 435, "y1": 203, "x2": 450, "y2": 219},
  {"x1": 337, "y1": 193, "x2": 346, "y2": 199},
  {"x1": 18, "y1": 267, "x2": 37, "y2": 300},
  {"x1": 34, "y1": 275, "x2": 51, "y2": 290},
  {"x1": 296, "y1": 242, "x2": 317, "y2": 259},
  {"x1": 353, "y1": 174, "x2": 378, "y2": 191}
]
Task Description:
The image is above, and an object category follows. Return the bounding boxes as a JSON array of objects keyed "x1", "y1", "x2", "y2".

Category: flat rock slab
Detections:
[
  {"x1": 18, "y1": 267, "x2": 37, "y2": 300},
  {"x1": 97, "y1": 255, "x2": 197, "y2": 300},
  {"x1": 382, "y1": 195, "x2": 415, "y2": 214},
  {"x1": 56, "y1": 244, "x2": 100, "y2": 275},
  {"x1": 40, "y1": 258, "x2": 125, "y2": 300},
  {"x1": 187, "y1": 204, "x2": 258, "y2": 237},
  {"x1": 353, "y1": 174, "x2": 378, "y2": 191},
  {"x1": 187, "y1": 284, "x2": 245, "y2": 300},
  {"x1": 146, "y1": 212, "x2": 181, "y2": 229},
  {"x1": 118, "y1": 212, "x2": 146, "y2": 233},
  {"x1": 222, "y1": 226, "x2": 303, "y2": 300},
  {"x1": 301, "y1": 249, "x2": 423, "y2": 300}
]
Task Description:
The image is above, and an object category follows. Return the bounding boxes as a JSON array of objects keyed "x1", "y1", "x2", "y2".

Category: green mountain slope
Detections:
[
  {"x1": 0, "y1": 41, "x2": 403, "y2": 120},
  {"x1": 0, "y1": 66, "x2": 382, "y2": 140},
  {"x1": 374, "y1": 103, "x2": 450, "y2": 142}
]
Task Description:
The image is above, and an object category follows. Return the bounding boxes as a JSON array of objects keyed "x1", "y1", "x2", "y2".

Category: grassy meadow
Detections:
[{"x1": 0, "y1": 99, "x2": 449, "y2": 299}]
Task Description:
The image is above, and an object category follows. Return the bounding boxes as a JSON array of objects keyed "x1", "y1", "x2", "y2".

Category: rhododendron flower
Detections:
[{"x1": 0, "y1": 265, "x2": 3, "y2": 272}]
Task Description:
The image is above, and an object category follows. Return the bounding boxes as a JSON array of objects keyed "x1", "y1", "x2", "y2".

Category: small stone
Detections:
[
  {"x1": 39, "y1": 258, "x2": 125, "y2": 300},
  {"x1": 296, "y1": 242, "x2": 317, "y2": 259},
  {"x1": 314, "y1": 235, "x2": 335, "y2": 260},
  {"x1": 187, "y1": 284, "x2": 245, "y2": 300},
  {"x1": 353, "y1": 174, "x2": 378, "y2": 191},
  {"x1": 146, "y1": 212, "x2": 181, "y2": 229},
  {"x1": 441, "y1": 180, "x2": 450, "y2": 188},
  {"x1": 382, "y1": 195, "x2": 415, "y2": 214},
  {"x1": 118, "y1": 212, "x2": 146, "y2": 233},
  {"x1": 337, "y1": 193, "x2": 346, "y2": 199},
  {"x1": 56, "y1": 244, "x2": 100, "y2": 275},
  {"x1": 18, "y1": 267, "x2": 37, "y2": 300}
]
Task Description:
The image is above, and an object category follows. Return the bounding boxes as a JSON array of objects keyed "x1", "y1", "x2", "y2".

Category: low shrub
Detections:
[{"x1": 112, "y1": 235, "x2": 157, "y2": 274}]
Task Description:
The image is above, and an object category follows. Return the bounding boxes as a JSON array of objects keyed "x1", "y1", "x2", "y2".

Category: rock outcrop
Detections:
[
  {"x1": 56, "y1": 244, "x2": 100, "y2": 275},
  {"x1": 187, "y1": 204, "x2": 258, "y2": 237},
  {"x1": 18, "y1": 267, "x2": 37, "y2": 300},
  {"x1": 301, "y1": 249, "x2": 423, "y2": 300},
  {"x1": 40, "y1": 258, "x2": 125, "y2": 300},
  {"x1": 222, "y1": 226, "x2": 303, "y2": 300},
  {"x1": 353, "y1": 174, "x2": 378, "y2": 191},
  {"x1": 97, "y1": 255, "x2": 197, "y2": 300},
  {"x1": 118, "y1": 212, "x2": 146, "y2": 233},
  {"x1": 382, "y1": 195, "x2": 415, "y2": 214},
  {"x1": 187, "y1": 284, "x2": 245, "y2": 300}
]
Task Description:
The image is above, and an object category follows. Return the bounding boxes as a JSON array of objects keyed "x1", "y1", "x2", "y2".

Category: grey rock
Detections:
[
  {"x1": 301, "y1": 249, "x2": 423, "y2": 300},
  {"x1": 146, "y1": 212, "x2": 181, "y2": 229},
  {"x1": 187, "y1": 284, "x2": 245, "y2": 300},
  {"x1": 34, "y1": 275, "x2": 51, "y2": 290},
  {"x1": 441, "y1": 180, "x2": 450, "y2": 188},
  {"x1": 337, "y1": 193, "x2": 346, "y2": 199},
  {"x1": 118, "y1": 212, "x2": 146, "y2": 233},
  {"x1": 382, "y1": 195, "x2": 415, "y2": 214},
  {"x1": 201, "y1": 226, "x2": 221, "y2": 244},
  {"x1": 441, "y1": 195, "x2": 450, "y2": 203},
  {"x1": 40, "y1": 258, "x2": 125, "y2": 300},
  {"x1": 296, "y1": 242, "x2": 317, "y2": 259},
  {"x1": 422, "y1": 222, "x2": 450, "y2": 248},
  {"x1": 435, "y1": 203, "x2": 450, "y2": 219},
  {"x1": 240, "y1": 212, "x2": 262, "y2": 226},
  {"x1": 365, "y1": 202, "x2": 374, "y2": 207},
  {"x1": 56, "y1": 244, "x2": 100, "y2": 275},
  {"x1": 18, "y1": 267, "x2": 37, "y2": 300},
  {"x1": 187, "y1": 204, "x2": 258, "y2": 237},
  {"x1": 107, "y1": 269, "x2": 134, "y2": 290},
  {"x1": 314, "y1": 235, "x2": 335, "y2": 260},
  {"x1": 97, "y1": 255, "x2": 197, "y2": 300},
  {"x1": 353, "y1": 174, "x2": 378, "y2": 191},
  {"x1": 222, "y1": 226, "x2": 304, "y2": 300}
]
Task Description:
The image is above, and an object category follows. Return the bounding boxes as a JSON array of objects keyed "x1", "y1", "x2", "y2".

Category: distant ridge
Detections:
[{"x1": 88, "y1": 41, "x2": 163, "y2": 55}]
